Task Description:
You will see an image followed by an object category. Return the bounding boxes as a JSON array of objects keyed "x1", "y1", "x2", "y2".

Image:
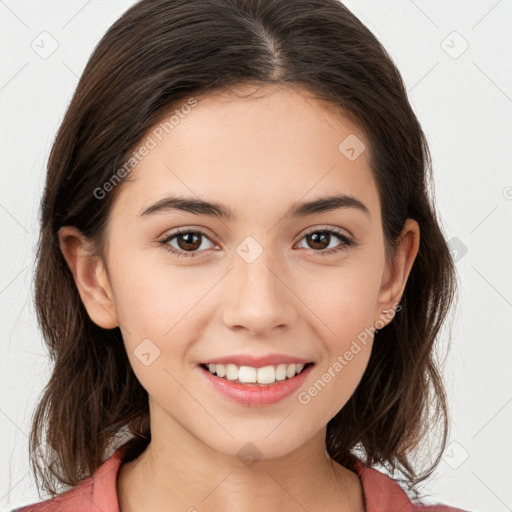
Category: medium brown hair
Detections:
[{"x1": 30, "y1": 0, "x2": 457, "y2": 501}]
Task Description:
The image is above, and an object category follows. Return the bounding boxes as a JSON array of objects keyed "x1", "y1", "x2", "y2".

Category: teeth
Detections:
[
  {"x1": 275, "y1": 364, "x2": 287, "y2": 381},
  {"x1": 238, "y1": 366, "x2": 256, "y2": 383},
  {"x1": 204, "y1": 362, "x2": 307, "y2": 384},
  {"x1": 226, "y1": 363, "x2": 239, "y2": 381},
  {"x1": 216, "y1": 363, "x2": 226, "y2": 378}
]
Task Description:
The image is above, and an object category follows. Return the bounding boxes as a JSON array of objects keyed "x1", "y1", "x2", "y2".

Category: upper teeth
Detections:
[{"x1": 206, "y1": 363, "x2": 306, "y2": 384}]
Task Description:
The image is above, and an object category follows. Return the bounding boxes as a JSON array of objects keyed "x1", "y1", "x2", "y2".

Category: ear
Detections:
[
  {"x1": 374, "y1": 218, "x2": 420, "y2": 326},
  {"x1": 58, "y1": 226, "x2": 119, "y2": 329}
]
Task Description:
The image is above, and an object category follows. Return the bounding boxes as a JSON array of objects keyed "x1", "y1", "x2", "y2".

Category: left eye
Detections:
[
  {"x1": 159, "y1": 227, "x2": 354, "y2": 258},
  {"x1": 296, "y1": 229, "x2": 353, "y2": 254}
]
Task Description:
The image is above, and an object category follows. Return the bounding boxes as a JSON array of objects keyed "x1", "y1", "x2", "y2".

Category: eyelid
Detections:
[
  {"x1": 298, "y1": 224, "x2": 353, "y2": 241},
  {"x1": 160, "y1": 226, "x2": 217, "y2": 247},
  {"x1": 159, "y1": 224, "x2": 356, "y2": 258},
  {"x1": 160, "y1": 224, "x2": 352, "y2": 243}
]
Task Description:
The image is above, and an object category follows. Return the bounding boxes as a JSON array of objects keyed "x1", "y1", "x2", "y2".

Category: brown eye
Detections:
[
  {"x1": 305, "y1": 231, "x2": 331, "y2": 250},
  {"x1": 296, "y1": 228, "x2": 354, "y2": 255},
  {"x1": 160, "y1": 229, "x2": 215, "y2": 258},
  {"x1": 175, "y1": 232, "x2": 202, "y2": 251}
]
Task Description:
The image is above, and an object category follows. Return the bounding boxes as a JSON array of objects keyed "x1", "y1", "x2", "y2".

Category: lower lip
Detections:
[{"x1": 198, "y1": 364, "x2": 314, "y2": 406}]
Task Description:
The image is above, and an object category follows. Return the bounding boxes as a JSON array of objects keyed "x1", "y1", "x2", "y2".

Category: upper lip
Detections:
[{"x1": 200, "y1": 354, "x2": 314, "y2": 368}]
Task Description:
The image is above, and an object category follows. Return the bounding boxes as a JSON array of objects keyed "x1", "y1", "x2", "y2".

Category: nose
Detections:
[{"x1": 221, "y1": 246, "x2": 298, "y2": 336}]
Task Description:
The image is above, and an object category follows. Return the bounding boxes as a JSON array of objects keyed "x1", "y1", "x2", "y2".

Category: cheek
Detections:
[
  {"x1": 296, "y1": 272, "x2": 378, "y2": 422},
  {"x1": 110, "y1": 263, "x2": 200, "y2": 400},
  {"x1": 298, "y1": 257, "x2": 383, "y2": 339},
  {"x1": 110, "y1": 252, "x2": 206, "y2": 337},
  {"x1": 294, "y1": 255, "x2": 382, "y2": 393}
]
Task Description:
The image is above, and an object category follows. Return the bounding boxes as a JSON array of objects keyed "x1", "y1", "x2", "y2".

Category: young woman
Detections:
[{"x1": 13, "y1": 0, "x2": 468, "y2": 510}]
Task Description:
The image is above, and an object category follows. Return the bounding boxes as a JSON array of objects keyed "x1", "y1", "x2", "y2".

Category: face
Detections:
[{"x1": 61, "y1": 83, "x2": 418, "y2": 460}]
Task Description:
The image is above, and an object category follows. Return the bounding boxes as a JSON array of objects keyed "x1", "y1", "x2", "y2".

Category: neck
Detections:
[{"x1": 117, "y1": 406, "x2": 364, "y2": 512}]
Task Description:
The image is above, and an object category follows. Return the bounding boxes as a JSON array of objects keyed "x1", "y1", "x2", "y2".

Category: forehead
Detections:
[{"x1": 112, "y1": 83, "x2": 379, "y2": 222}]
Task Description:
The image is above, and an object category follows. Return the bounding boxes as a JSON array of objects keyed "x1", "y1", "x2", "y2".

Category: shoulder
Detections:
[
  {"x1": 10, "y1": 479, "x2": 94, "y2": 512},
  {"x1": 11, "y1": 445, "x2": 128, "y2": 512},
  {"x1": 351, "y1": 458, "x2": 469, "y2": 512}
]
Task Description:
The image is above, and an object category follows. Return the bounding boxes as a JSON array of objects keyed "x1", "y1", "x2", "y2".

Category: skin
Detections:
[{"x1": 59, "y1": 83, "x2": 420, "y2": 512}]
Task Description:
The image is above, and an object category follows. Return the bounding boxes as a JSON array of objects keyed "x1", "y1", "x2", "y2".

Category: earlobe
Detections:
[
  {"x1": 58, "y1": 226, "x2": 119, "y2": 329},
  {"x1": 374, "y1": 218, "x2": 420, "y2": 325}
]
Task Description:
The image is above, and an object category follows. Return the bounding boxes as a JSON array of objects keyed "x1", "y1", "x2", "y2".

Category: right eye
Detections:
[{"x1": 159, "y1": 228, "x2": 216, "y2": 258}]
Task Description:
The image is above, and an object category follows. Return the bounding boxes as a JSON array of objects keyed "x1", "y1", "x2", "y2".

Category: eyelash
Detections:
[{"x1": 159, "y1": 226, "x2": 355, "y2": 259}]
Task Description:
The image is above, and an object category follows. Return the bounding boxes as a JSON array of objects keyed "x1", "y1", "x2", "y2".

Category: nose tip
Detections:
[{"x1": 221, "y1": 255, "x2": 297, "y2": 335}]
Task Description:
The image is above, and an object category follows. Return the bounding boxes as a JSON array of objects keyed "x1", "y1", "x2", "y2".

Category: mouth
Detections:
[
  {"x1": 198, "y1": 361, "x2": 315, "y2": 386},
  {"x1": 197, "y1": 360, "x2": 316, "y2": 406}
]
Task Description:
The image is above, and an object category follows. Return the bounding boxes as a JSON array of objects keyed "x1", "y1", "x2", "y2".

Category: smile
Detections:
[
  {"x1": 200, "y1": 362, "x2": 313, "y2": 385},
  {"x1": 197, "y1": 362, "x2": 315, "y2": 406}
]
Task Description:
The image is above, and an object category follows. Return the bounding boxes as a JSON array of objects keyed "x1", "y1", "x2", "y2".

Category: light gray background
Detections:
[{"x1": 1, "y1": 1, "x2": 511, "y2": 511}]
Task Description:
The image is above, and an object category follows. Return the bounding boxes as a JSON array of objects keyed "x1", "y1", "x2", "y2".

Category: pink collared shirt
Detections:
[{"x1": 12, "y1": 443, "x2": 469, "y2": 512}]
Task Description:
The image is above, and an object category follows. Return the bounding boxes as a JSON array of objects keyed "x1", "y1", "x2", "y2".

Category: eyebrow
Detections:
[{"x1": 139, "y1": 193, "x2": 371, "y2": 221}]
